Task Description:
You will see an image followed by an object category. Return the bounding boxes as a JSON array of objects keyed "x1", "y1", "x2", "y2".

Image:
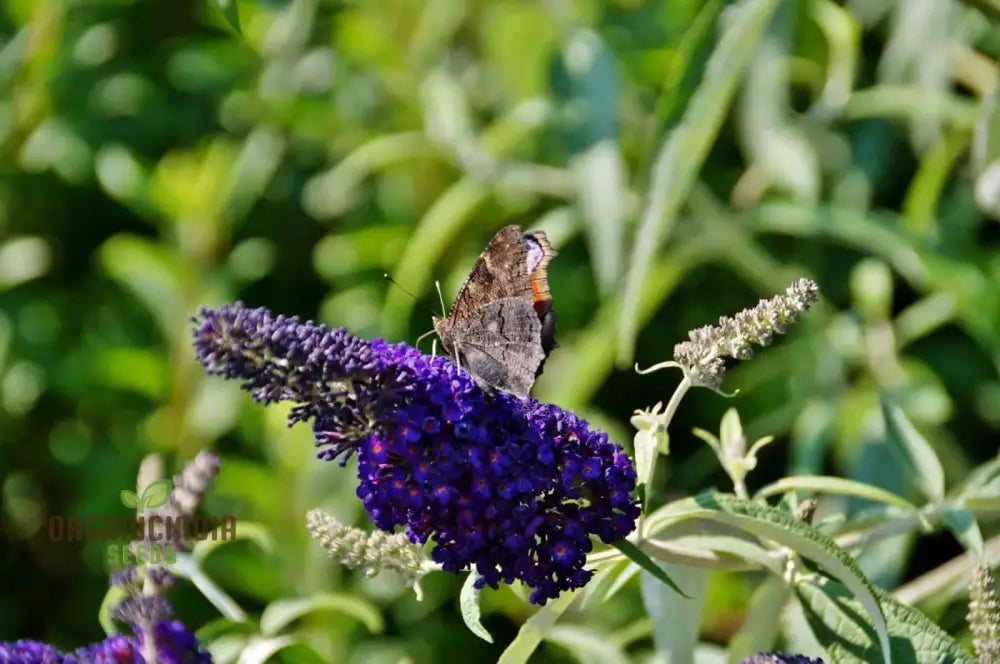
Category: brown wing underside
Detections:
[
  {"x1": 448, "y1": 225, "x2": 534, "y2": 323},
  {"x1": 445, "y1": 298, "x2": 544, "y2": 397}
]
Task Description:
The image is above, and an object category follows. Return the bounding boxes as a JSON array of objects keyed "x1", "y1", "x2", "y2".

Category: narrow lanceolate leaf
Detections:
[
  {"x1": 881, "y1": 397, "x2": 946, "y2": 503},
  {"x1": 460, "y1": 573, "x2": 494, "y2": 643},
  {"x1": 941, "y1": 504, "x2": 985, "y2": 559},
  {"x1": 618, "y1": 0, "x2": 781, "y2": 363},
  {"x1": 644, "y1": 493, "x2": 892, "y2": 664},
  {"x1": 754, "y1": 475, "x2": 917, "y2": 513},
  {"x1": 550, "y1": 29, "x2": 625, "y2": 295},
  {"x1": 497, "y1": 589, "x2": 578, "y2": 664},
  {"x1": 258, "y1": 593, "x2": 384, "y2": 636},
  {"x1": 546, "y1": 625, "x2": 630, "y2": 664},
  {"x1": 796, "y1": 577, "x2": 976, "y2": 664},
  {"x1": 641, "y1": 562, "x2": 707, "y2": 664},
  {"x1": 612, "y1": 538, "x2": 689, "y2": 598},
  {"x1": 727, "y1": 576, "x2": 788, "y2": 663}
]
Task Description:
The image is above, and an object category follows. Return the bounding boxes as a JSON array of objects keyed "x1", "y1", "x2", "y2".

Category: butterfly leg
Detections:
[{"x1": 431, "y1": 338, "x2": 438, "y2": 358}]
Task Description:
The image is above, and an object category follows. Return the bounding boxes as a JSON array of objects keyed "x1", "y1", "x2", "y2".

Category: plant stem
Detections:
[{"x1": 661, "y1": 374, "x2": 691, "y2": 430}]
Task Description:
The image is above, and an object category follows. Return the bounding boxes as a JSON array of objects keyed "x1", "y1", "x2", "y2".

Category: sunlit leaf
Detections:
[
  {"x1": 546, "y1": 625, "x2": 629, "y2": 664},
  {"x1": 881, "y1": 397, "x2": 946, "y2": 503},
  {"x1": 460, "y1": 573, "x2": 494, "y2": 643},
  {"x1": 796, "y1": 577, "x2": 975, "y2": 664},
  {"x1": 259, "y1": 593, "x2": 384, "y2": 636},
  {"x1": 640, "y1": 561, "x2": 706, "y2": 664},
  {"x1": 497, "y1": 590, "x2": 578, "y2": 664},
  {"x1": 644, "y1": 493, "x2": 891, "y2": 664},
  {"x1": 727, "y1": 576, "x2": 788, "y2": 663},
  {"x1": 754, "y1": 475, "x2": 917, "y2": 512},
  {"x1": 612, "y1": 538, "x2": 689, "y2": 598}
]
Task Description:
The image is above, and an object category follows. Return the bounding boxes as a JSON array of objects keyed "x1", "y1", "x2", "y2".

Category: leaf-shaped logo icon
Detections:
[
  {"x1": 140, "y1": 479, "x2": 173, "y2": 512},
  {"x1": 120, "y1": 490, "x2": 139, "y2": 509}
]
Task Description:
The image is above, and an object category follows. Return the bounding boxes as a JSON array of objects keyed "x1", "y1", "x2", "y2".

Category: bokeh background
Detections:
[{"x1": 1, "y1": 0, "x2": 998, "y2": 661}]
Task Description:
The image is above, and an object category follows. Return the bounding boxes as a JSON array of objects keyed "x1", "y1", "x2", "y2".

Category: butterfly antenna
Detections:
[
  {"x1": 385, "y1": 273, "x2": 443, "y2": 352},
  {"x1": 383, "y1": 273, "x2": 442, "y2": 318},
  {"x1": 415, "y1": 328, "x2": 437, "y2": 350},
  {"x1": 435, "y1": 280, "x2": 447, "y2": 316}
]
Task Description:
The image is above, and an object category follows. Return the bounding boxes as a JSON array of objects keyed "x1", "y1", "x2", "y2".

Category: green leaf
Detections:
[
  {"x1": 201, "y1": 635, "x2": 248, "y2": 663},
  {"x1": 644, "y1": 493, "x2": 891, "y2": 664},
  {"x1": 119, "y1": 490, "x2": 139, "y2": 509},
  {"x1": 570, "y1": 141, "x2": 625, "y2": 297},
  {"x1": 546, "y1": 625, "x2": 629, "y2": 664},
  {"x1": 941, "y1": 504, "x2": 984, "y2": 559},
  {"x1": 259, "y1": 593, "x2": 384, "y2": 636},
  {"x1": 754, "y1": 475, "x2": 918, "y2": 512},
  {"x1": 796, "y1": 577, "x2": 976, "y2": 664},
  {"x1": 618, "y1": 0, "x2": 781, "y2": 362},
  {"x1": 954, "y1": 456, "x2": 1000, "y2": 501},
  {"x1": 581, "y1": 558, "x2": 634, "y2": 608},
  {"x1": 140, "y1": 478, "x2": 172, "y2": 511},
  {"x1": 497, "y1": 589, "x2": 578, "y2": 664},
  {"x1": 460, "y1": 573, "x2": 493, "y2": 643},
  {"x1": 233, "y1": 636, "x2": 297, "y2": 664},
  {"x1": 738, "y1": 2, "x2": 819, "y2": 203},
  {"x1": 727, "y1": 577, "x2": 788, "y2": 663},
  {"x1": 611, "y1": 538, "x2": 689, "y2": 598},
  {"x1": 640, "y1": 561, "x2": 706, "y2": 664},
  {"x1": 191, "y1": 521, "x2": 275, "y2": 562},
  {"x1": 881, "y1": 397, "x2": 946, "y2": 503},
  {"x1": 209, "y1": 0, "x2": 241, "y2": 34},
  {"x1": 170, "y1": 552, "x2": 247, "y2": 622},
  {"x1": 98, "y1": 585, "x2": 130, "y2": 635},
  {"x1": 550, "y1": 29, "x2": 624, "y2": 295}
]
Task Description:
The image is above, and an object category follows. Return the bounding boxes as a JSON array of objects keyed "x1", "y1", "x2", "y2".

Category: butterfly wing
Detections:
[
  {"x1": 523, "y1": 230, "x2": 558, "y2": 375},
  {"x1": 448, "y1": 225, "x2": 534, "y2": 323},
  {"x1": 447, "y1": 298, "x2": 544, "y2": 397}
]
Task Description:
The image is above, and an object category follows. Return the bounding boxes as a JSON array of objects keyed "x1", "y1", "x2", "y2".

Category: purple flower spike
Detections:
[
  {"x1": 193, "y1": 303, "x2": 640, "y2": 604},
  {"x1": 0, "y1": 620, "x2": 210, "y2": 664}
]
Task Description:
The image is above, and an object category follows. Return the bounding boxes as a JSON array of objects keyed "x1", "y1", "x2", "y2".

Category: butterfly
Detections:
[{"x1": 432, "y1": 225, "x2": 557, "y2": 397}]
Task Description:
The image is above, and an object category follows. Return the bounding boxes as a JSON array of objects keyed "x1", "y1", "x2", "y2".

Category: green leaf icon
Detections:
[
  {"x1": 140, "y1": 479, "x2": 173, "y2": 512},
  {"x1": 120, "y1": 490, "x2": 139, "y2": 509}
]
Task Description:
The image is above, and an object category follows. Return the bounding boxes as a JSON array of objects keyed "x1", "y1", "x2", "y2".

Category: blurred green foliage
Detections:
[{"x1": 0, "y1": 0, "x2": 998, "y2": 661}]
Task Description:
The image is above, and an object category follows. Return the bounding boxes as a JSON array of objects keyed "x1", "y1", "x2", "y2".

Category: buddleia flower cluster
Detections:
[
  {"x1": 193, "y1": 303, "x2": 639, "y2": 604},
  {"x1": 673, "y1": 278, "x2": 820, "y2": 390}
]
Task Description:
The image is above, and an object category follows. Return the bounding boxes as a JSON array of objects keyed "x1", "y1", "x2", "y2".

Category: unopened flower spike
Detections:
[
  {"x1": 672, "y1": 278, "x2": 820, "y2": 391},
  {"x1": 193, "y1": 303, "x2": 639, "y2": 605},
  {"x1": 307, "y1": 509, "x2": 425, "y2": 596},
  {"x1": 968, "y1": 563, "x2": 1000, "y2": 664}
]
